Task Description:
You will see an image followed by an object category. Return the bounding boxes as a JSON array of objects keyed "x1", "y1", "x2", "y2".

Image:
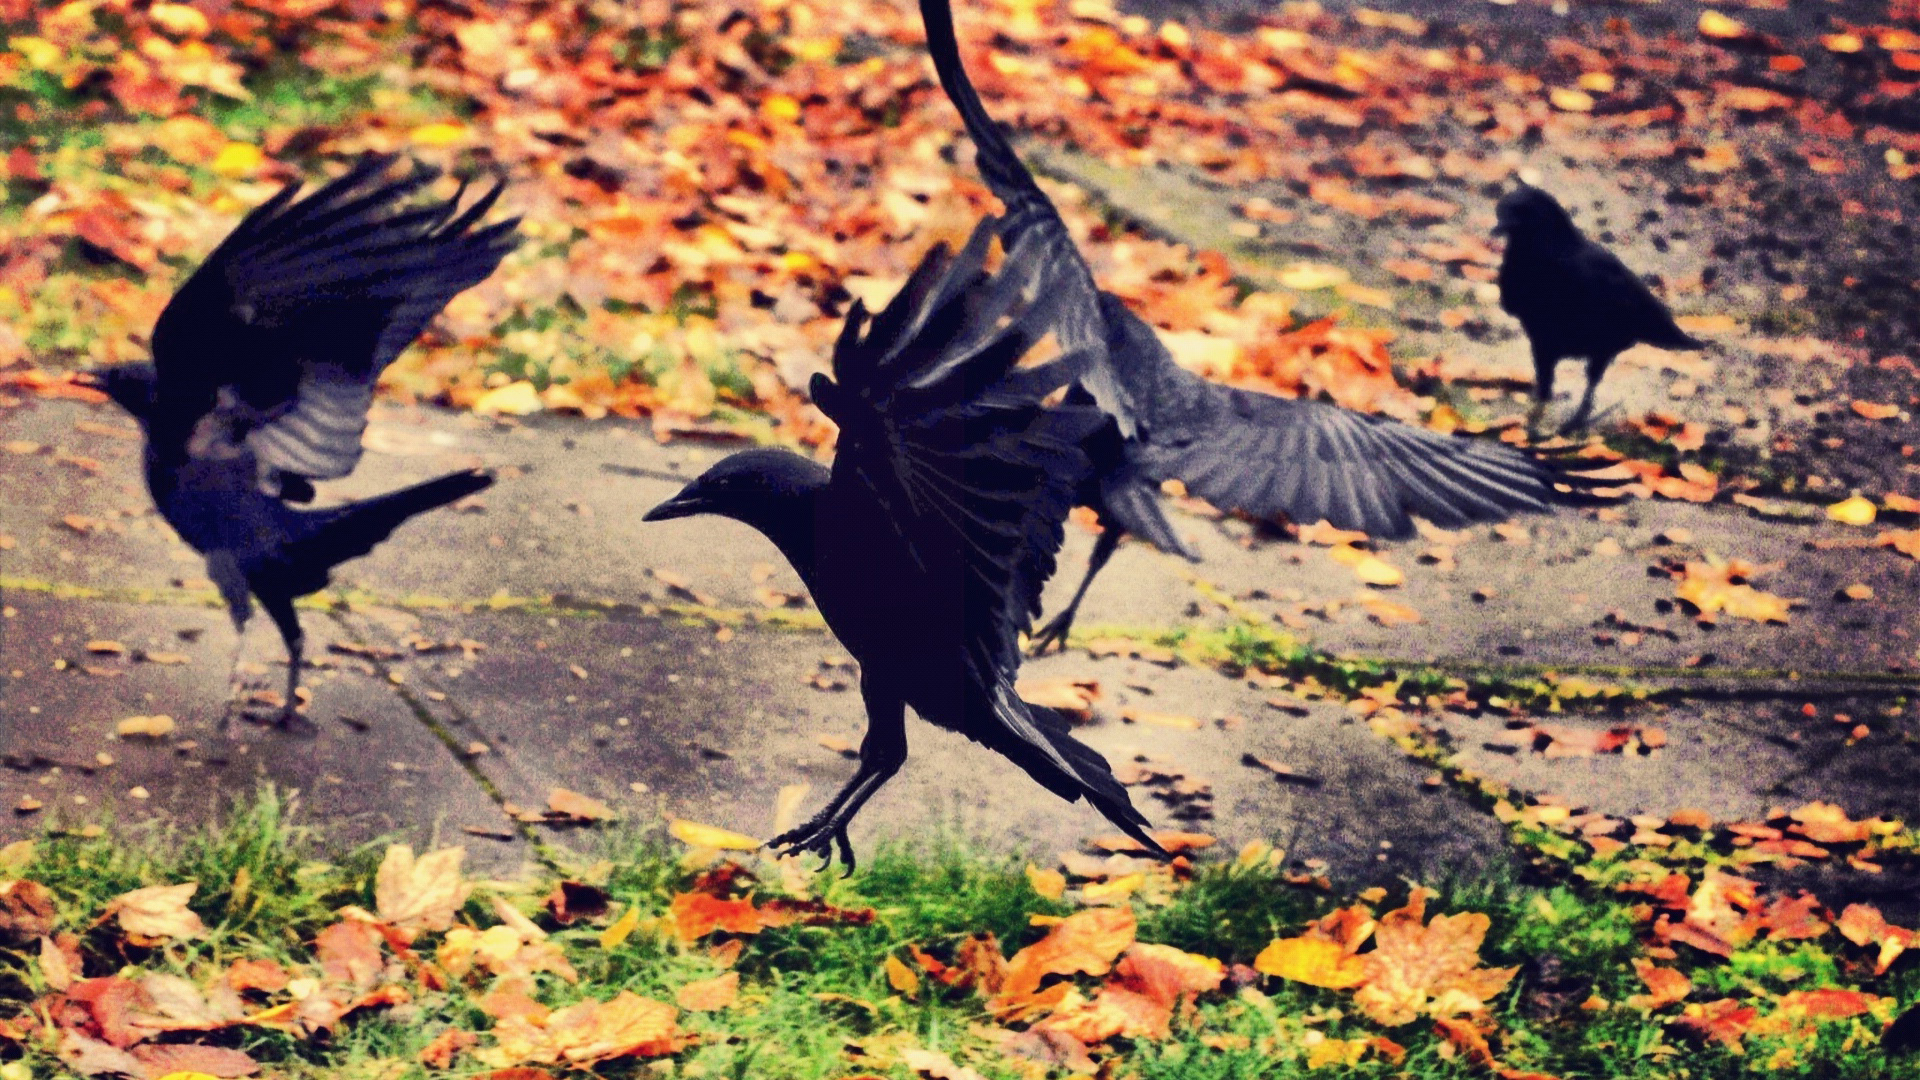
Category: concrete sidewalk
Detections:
[{"x1": 2, "y1": 394, "x2": 1914, "y2": 888}]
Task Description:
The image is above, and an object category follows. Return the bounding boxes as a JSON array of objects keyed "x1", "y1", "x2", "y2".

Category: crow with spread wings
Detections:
[
  {"x1": 81, "y1": 155, "x2": 519, "y2": 734},
  {"x1": 644, "y1": 217, "x2": 1162, "y2": 868},
  {"x1": 920, "y1": 0, "x2": 1612, "y2": 651}
]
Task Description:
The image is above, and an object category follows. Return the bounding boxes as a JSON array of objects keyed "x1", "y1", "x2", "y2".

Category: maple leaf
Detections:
[
  {"x1": 374, "y1": 845, "x2": 471, "y2": 934},
  {"x1": 1836, "y1": 904, "x2": 1913, "y2": 974},
  {"x1": 107, "y1": 882, "x2": 205, "y2": 945},
  {"x1": 995, "y1": 908, "x2": 1137, "y2": 1006},
  {"x1": 1672, "y1": 997, "x2": 1758, "y2": 1052},
  {"x1": 1352, "y1": 892, "x2": 1517, "y2": 1027}
]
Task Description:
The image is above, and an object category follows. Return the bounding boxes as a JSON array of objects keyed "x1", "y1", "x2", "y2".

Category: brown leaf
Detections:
[
  {"x1": 315, "y1": 920, "x2": 386, "y2": 990},
  {"x1": 484, "y1": 991, "x2": 679, "y2": 1067},
  {"x1": 675, "y1": 971, "x2": 740, "y2": 1011},
  {"x1": 108, "y1": 882, "x2": 204, "y2": 944},
  {"x1": 0, "y1": 879, "x2": 56, "y2": 942},
  {"x1": 226, "y1": 957, "x2": 290, "y2": 995},
  {"x1": 420, "y1": 1028, "x2": 480, "y2": 1068},
  {"x1": 375, "y1": 845, "x2": 470, "y2": 933},
  {"x1": 131, "y1": 1042, "x2": 261, "y2": 1077},
  {"x1": 545, "y1": 881, "x2": 611, "y2": 925},
  {"x1": 547, "y1": 788, "x2": 617, "y2": 822}
]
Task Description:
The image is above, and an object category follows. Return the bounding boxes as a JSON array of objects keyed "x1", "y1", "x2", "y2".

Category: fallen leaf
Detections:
[
  {"x1": 668, "y1": 819, "x2": 760, "y2": 850},
  {"x1": 676, "y1": 970, "x2": 739, "y2": 1011},
  {"x1": 547, "y1": 788, "x2": 617, "y2": 822},
  {"x1": 108, "y1": 882, "x2": 205, "y2": 944},
  {"x1": 374, "y1": 846, "x2": 470, "y2": 933}
]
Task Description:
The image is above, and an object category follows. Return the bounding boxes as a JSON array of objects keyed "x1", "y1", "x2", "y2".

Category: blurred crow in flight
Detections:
[
  {"x1": 81, "y1": 155, "x2": 518, "y2": 733},
  {"x1": 921, "y1": 0, "x2": 1612, "y2": 651}
]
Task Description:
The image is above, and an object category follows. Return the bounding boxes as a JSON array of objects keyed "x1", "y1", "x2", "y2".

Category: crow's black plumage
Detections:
[
  {"x1": 921, "y1": 0, "x2": 1613, "y2": 651},
  {"x1": 1494, "y1": 183, "x2": 1707, "y2": 434},
  {"x1": 82, "y1": 154, "x2": 519, "y2": 733},
  {"x1": 643, "y1": 216, "x2": 1162, "y2": 869}
]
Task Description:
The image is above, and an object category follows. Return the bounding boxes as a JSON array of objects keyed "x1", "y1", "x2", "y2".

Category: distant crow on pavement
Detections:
[
  {"x1": 643, "y1": 216, "x2": 1162, "y2": 869},
  {"x1": 81, "y1": 155, "x2": 519, "y2": 733},
  {"x1": 1495, "y1": 183, "x2": 1707, "y2": 433},
  {"x1": 921, "y1": 0, "x2": 1613, "y2": 651}
]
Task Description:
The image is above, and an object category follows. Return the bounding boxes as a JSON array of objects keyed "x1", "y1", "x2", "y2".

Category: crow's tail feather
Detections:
[
  {"x1": 1014, "y1": 703, "x2": 1169, "y2": 859},
  {"x1": 292, "y1": 469, "x2": 493, "y2": 570}
]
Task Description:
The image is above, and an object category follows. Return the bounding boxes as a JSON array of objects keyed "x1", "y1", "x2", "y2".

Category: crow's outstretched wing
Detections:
[
  {"x1": 920, "y1": 0, "x2": 1134, "y2": 436},
  {"x1": 150, "y1": 154, "x2": 519, "y2": 492},
  {"x1": 1106, "y1": 299, "x2": 1609, "y2": 538},
  {"x1": 812, "y1": 217, "x2": 1155, "y2": 847}
]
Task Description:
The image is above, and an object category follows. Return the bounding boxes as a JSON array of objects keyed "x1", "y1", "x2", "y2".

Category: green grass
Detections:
[{"x1": 0, "y1": 791, "x2": 1910, "y2": 1078}]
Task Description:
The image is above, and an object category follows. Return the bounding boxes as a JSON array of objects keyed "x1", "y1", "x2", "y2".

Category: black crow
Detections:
[
  {"x1": 921, "y1": 0, "x2": 1612, "y2": 652},
  {"x1": 643, "y1": 216, "x2": 1162, "y2": 868},
  {"x1": 1494, "y1": 183, "x2": 1707, "y2": 433},
  {"x1": 80, "y1": 155, "x2": 519, "y2": 733}
]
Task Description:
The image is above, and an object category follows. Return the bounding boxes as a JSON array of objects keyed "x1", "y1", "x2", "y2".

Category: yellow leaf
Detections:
[
  {"x1": 885, "y1": 953, "x2": 921, "y2": 996},
  {"x1": 1081, "y1": 872, "x2": 1147, "y2": 905},
  {"x1": 472, "y1": 380, "x2": 543, "y2": 416},
  {"x1": 211, "y1": 143, "x2": 264, "y2": 178},
  {"x1": 761, "y1": 94, "x2": 802, "y2": 123},
  {"x1": 1698, "y1": 11, "x2": 1747, "y2": 39},
  {"x1": 1549, "y1": 87, "x2": 1594, "y2": 112},
  {"x1": 410, "y1": 122, "x2": 472, "y2": 146},
  {"x1": 117, "y1": 715, "x2": 176, "y2": 738},
  {"x1": 1330, "y1": 544, "x2": 1404, "y2": 586},
  {"x1": 148, "y1": 3, "x2": 211, "y2": 36},
  {"x1": 1253, "y1": 936, "x2": 1366, "y2": 988},
  {"x1": 1025, "y1": 863, "x2": 1067, "y2": 900},
  {"x1": 1277, "y1": 262, "x2": 1351, "y2": 291},
  {"x1": 1826, "y1": 495, "x2": 1876, "y2": 525},
  {"x1": 668, "y1": 819, "x2": 760, "y2": 851},
  {"x1": 600, "y1": 906, "x2": 641, "y2": 950},
  {"x1": 10, "y1": 37, "x2": 62, "y2": 71}
]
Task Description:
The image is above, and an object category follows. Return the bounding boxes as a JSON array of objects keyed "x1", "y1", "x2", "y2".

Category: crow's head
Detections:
[
  {"x1": 1493, "y1": 184, "x2": 1579, "y2": 245},
  {"x1": 74, "y1": 361, "x2": 161, "y2": 423},
  {"x1": 643, "y1": 447, "x2": 830, "y2": 534}
]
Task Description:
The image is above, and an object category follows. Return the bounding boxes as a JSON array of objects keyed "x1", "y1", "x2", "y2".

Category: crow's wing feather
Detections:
[
  {"x1": 150, "y1": 155, "x2": 519, "y2": 488},
  {"x1": 814, "y1": 216, "x2": 1109, "y2": 789},
  {"x1": 1565, "y1": 242, "x2": 1705, "y2": 350},
  {"x1": 921, "y1": 0, "x2": 1133, "y2": 435},
  {"x1": 1122, "y1": 319, "x2": 1581, "y2": 539}
]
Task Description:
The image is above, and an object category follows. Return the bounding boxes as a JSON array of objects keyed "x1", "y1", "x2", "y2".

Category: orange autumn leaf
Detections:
[
  {"x1": 675, "y1": 971, "x2": 740, "y2": 1011},
  {"x1": 1111, "y1": 943, "x2": 1225, "y2": 1011},
  {"x1": 1351, "y1": 892, "x2": 1517, "y2": 1027},
  {"x1": 994, "y1": 908, "x2": 1137, "y2": 1006},
  {"x1": 669, "y1": 892, "x2": 764, "y2": 942},
  {"x1": 1036, "y1": 984, "x2": 1170, "y2": 1042},
  {"x1": 1835, "y1": 904, "x2": 1913, "y2": 974},
  {"x1": 1627, "y1": 958, "x2": 1692, "y2": 1009},
  {"x1": 1673, "y1": 997, "x2": 1758, "y2": 1051},
  {"x1": 1673, "y1": 562, "x2": 1795, "y2": 624}
]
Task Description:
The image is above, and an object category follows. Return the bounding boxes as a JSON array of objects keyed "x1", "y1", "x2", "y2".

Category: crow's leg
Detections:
[
  {"x1": 207, "y1": 553, "x2": 255, "y2": 738},
  {"x1": 1527, "y1": 349, "x2": 1559, "y2": 433},
  {"x1": 1028, "y1": 527, "x2": 1122, "y2": 655},
  {"x1": 259, "y1": 591, "x2": 317, "y2": 737},
  {"x1": 768, "y1": 680, "x2": 907, "y2": 874},
  {"x1": 1558, "y1": 353, "x2": 1613, "y2": 434}
]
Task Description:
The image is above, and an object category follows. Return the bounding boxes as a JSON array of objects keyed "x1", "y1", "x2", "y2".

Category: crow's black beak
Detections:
[{"x1": 642, "y1": 491, "x2": 709, "y2": 522}]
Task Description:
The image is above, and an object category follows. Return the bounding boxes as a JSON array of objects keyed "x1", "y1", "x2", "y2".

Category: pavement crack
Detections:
[{"x1": 323, "y1": 610, "x2": 566, "y2": 872}]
